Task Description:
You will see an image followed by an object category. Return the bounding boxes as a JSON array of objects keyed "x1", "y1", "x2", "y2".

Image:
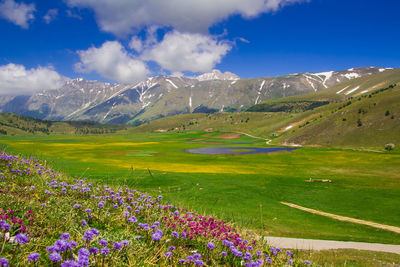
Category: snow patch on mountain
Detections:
[
  {"x1": 196, "y1": 70, "x2": 239, "y2": 81},
  {"x1": 255, "y1": 80, "x2": 266, "y2": 104},
  {"x1": 342, "y1": 73, "x2": 361, "y2": 79},
  {"x1": 166, "y1": 79, "x2": 178, "y2": 89},
  {"x1": 345, "y1": 86, "x2": 360, "y2": 95},
  {"x1": 336, "y1": 86, "x2": 349, "y2": 94},
  {"x1": 312, "y1": 71, "x2": 334, "y2": 88}
]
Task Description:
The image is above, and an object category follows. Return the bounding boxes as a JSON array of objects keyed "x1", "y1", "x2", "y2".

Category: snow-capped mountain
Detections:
[
  {"x1": 0, "y1": 67, "x2": 392, "y2": 124},
  {"x1": 196, "y1": 70, "x2": 240, "y2": 81}
]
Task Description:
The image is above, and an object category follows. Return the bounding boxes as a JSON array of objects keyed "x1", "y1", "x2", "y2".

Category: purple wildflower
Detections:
[
  {"x1": 100, "y1": 247, "x2": 110, "y2": 255},
  {"x1": 207, "y1": 242, "x2": 215, "y2": 250},
  {"x1": 168, "y1": 246, "x2": 176, "y2": 251},
  {"x1": 128, "y1": 216, "x2": 137, "y2": 223},
  {"x1": 81, "y1": 219, "x2": 87, "y2": 226},
  {"x1": 90, "y1": 247, "x2": 99, "y2": 255},
  {"x1": 194, "y1": 260, "x2": 204, "y2": 266},
  {"x1": 181, "y1": 232, "x2": 187, "y2": 238},
  {"x1": 179, "y1": 259, "x2": 186, "y2": 264},
  {"x1": 54, "y1": 239, "x2": 68, "y2": 252},
  {"x1": 0, "y1": 221, "x2": 10, "y2": 232},
  {"x1": 83, "y1": 231, "x2": 94, "y2": 241},
  {"x1": 84, "y1": 208, "x2": 91, "y2": 213},
  {"x1": 15, "y1": 233, "x2": 29, "y2": 245},
  {"x1": 67, "y1": 241, "x2": 77, "y2": 250},
  {"x1": 27, "y1": 252, "x2": 40, "y2": 262},
  {"x1": 121, "y1": 240, "x2": 129, "y2": 246},
  {"x1": 221, "y1": 251, "x2": 228, "y2": 257},
  {"x1": 61, "y1": 260, "x2": 79, "y2": 267},
  {"x1": 305, "y1": 260, "x2": 311, "y2": 265},
  {"x1": 60, "y1": 233, "x2": 71, "y2": 240},
  {"x1": 113, "y1": 242, "x2": 123, "y2": 250},
  {"x1": 78, "y1": 248, "x2": 90, "y2": 257},
  {"x1": 0, "y1": 258, "x2": 8, "y2": 267},
  {"x1": 99, "y1": 239, "x2": 108, "y2": 247},
  {"x1": 170, "y1": 231, "x2": 179, "y2": 238},
  {"x1": 151, "y1": 229, "x2": 163, "y2": 241},
  {"x1": 98, "y1": 201, "x2": 105, "y2": 208},
  {"x1": 78, "y1": 256, "x2": 89, "y2": 266},
  {"x1": 90, "y1": 228, "x2": 99, "y2": 236},
  {"x1": 165, "y1": 252, "x2": 172, "y2": 258},
  {"x1": 73, "y1": 204, "x2": 82, "y2": 209},
  {"x1": 193, "y1": 253, "x2": 201, "y2": 259},
  {"x1": 49, "y1": 252, "x2": 62, "y2": 262}
]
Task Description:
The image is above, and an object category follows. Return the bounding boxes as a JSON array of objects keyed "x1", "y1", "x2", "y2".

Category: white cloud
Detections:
[
  {"x1": 75, "y1": 41, "x2": 149, "y2": 84},
  {"x1": 0, "y1": 0, "x2": 35, "y2": 29},
  {"x1": 129, "y1": 37, "x2": 144, "y2": 52},
  {"x1": 43, "y1": 8, "x2": 58, "y2": 24},
  {"x1": 66, "y1": 0, "x2": 307, "y2": 36},
  {"x1": 66, "y1": 9, "x2": 82, "y2": 20},
  {"x1": 0, "y1": 64, "x2": 67, "y2": 95},
  {"x1": 143, "y1": 31, "x2": 231, "y2": 73}
]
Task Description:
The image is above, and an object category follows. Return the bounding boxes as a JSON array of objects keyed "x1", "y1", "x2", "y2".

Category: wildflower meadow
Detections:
[{"x1": 0, "y1": 151, "x2": 311, "y2": 266}]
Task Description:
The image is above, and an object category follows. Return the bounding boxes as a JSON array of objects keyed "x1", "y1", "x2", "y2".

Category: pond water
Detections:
[{"x1": 187, "y1": 147, "x2": 296, "y2": 155}]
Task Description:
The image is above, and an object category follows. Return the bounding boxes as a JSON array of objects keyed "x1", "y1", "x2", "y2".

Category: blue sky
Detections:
[{"x1": 0, "y1": 0, "x2": 399, "y2": 94}]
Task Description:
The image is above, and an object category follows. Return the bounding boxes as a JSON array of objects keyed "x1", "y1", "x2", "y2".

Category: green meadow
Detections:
[{"x1": 1, "y1": 131, "x2": 400, "y2": 244}]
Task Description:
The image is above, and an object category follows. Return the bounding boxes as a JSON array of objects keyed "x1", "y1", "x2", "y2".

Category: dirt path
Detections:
[
  {"x1": 265, "y1": 236, "x2": 400, "y2": 254},
  {"x1": 281, "y1": 202, "x2": 400, "y2": 234},
  {"x1": 234, "y1": 131, "x2": 272, "y2": 145}
]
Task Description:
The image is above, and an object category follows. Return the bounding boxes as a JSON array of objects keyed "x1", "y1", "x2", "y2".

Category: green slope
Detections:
[
  {"x1": 275, "y1": 83, "x2": 400, "y2": 150},
  {"x1": 0, "y1": 113, "x2": 129, "y2": 136},
  {"x1": 248, "y1": 69, "x2": 400, "y2": 110},
  {"x1": 131, "y1": 70, "x2": 400, "y2": 150}
]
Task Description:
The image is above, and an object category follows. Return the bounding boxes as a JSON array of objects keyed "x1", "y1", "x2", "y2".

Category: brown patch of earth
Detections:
[
  {"x1": 354, "y1": 82, "x2": 386, "y2": 96},
  {"x1": 217, "y1": 133, "x2": 242, "y2": 139}
]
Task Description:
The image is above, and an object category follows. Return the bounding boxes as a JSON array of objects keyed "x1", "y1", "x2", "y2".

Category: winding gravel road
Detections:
[{"x1": 265, "y1": 237, "x2": 400, "y2": 254}]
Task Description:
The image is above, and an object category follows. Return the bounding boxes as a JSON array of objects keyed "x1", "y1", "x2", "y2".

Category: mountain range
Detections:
[{"x1": 0, "y1": 67, "x2": 393, "y2": 125}]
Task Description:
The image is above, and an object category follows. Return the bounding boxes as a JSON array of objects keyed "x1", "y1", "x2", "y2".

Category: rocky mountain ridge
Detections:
[{"x1": 0, "y1": 67, "x2": 392, "y2": 124}]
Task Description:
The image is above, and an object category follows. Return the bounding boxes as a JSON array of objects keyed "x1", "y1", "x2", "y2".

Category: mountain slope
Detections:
[
  {"x1": 0, "y1": 67, "x2": 391, "y2": 124},
  {"x1": 127, "y1": 67, "x2": 388, "y2": 124},
  {"x1": 275, "y1": 83, "x2": 400, "y2": 149},
  {"x1": 132, "y1": 69, "x2": 400, "y2": 150},
  {"x1": 0, "y1": 113, "x2": 128, "y2": 135}
]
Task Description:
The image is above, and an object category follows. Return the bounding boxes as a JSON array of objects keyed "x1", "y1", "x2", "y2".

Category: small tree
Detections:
[
  {"x1": 385, "y1": 110, "x2": 390, "y2": 116},
  {"x1": 385, "y1": 143, "x2": 395, "y2": 151},
  {"x1": 357, "y1": 119, "x2": 362, "y2": 127}
]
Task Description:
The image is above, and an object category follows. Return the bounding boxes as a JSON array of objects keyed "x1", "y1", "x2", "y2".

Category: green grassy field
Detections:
[{"x1": 1, "y1": 131, "x2": 399, "y2": 245}]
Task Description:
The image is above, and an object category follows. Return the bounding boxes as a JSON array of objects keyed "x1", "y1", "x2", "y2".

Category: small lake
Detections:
[{"x1": 187, "y1": 147, "x2": 296, "y2": 155}]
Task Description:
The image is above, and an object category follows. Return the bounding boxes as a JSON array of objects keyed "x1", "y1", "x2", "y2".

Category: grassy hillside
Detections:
[
  {"x1": 275, "y1": 83, "x2": 400, "y2": 150},
  {"x1": 130, "y1": 111, "x2": 299, "y2": 138},
  {"x1": 0, "y1": 113, "x2": 129, "y2": 136},
  {"x1": 248, "y1": 69, "x2": 400, "y2": 110},
  {"x1": 132, "y1": 70, "x2": 400, "y2": 150}
]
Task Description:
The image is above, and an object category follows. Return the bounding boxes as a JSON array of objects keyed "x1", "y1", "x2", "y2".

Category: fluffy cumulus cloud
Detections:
[
  {"x1": 66, "y1": 0, "x2": 306, "y2": 36},
  {"x1": 75, "y1": 41, "x2": 150, "y2": 84},
  {"x1": 0, "y1": 64, "x2": 67, "y2": 95},
  {"x1": 0, "y1": 0, "x2": 35, "y2": 29},
  {"x1": 68, "y1": 0, "x2": 307, "y2": 80},
  {"x1": 43, "y1": 8, "x2": 58, "y2": 24},
  {"x1": 143, "y1": 31, "x2": 231, "y2": 73}
]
